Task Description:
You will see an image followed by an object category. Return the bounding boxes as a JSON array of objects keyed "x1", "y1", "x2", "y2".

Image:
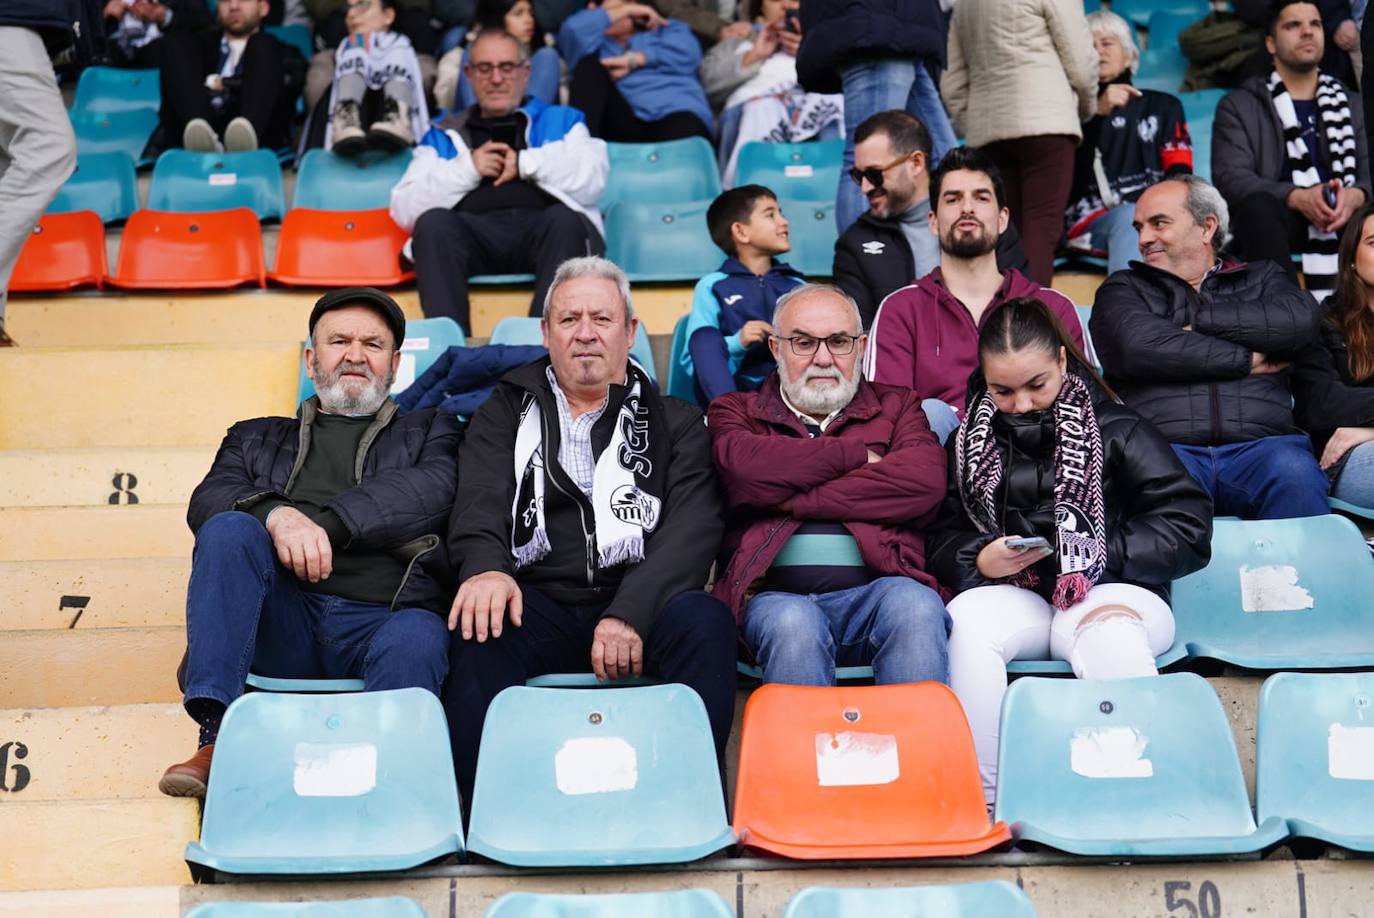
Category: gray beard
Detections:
[
  {"x1": 778, "y1": 362, "x2": 860, "y2": 418},
  {"x1": 313, "y1": 357, "x2": 394, "y2": 416}
]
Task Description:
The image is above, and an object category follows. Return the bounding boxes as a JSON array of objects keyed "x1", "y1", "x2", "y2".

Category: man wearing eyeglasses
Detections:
[
  {"x1": 833, "y1": 110, "x2": 1028, "y2": 330},
  {"x1": 708, "y1": 283, "x2": 952, "y2": 687},
  {"x1": 390, "y1": 28, "x2": 609, "y2": 333}
]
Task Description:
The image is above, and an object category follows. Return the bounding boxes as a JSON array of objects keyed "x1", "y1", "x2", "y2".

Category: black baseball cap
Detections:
[{"x1": 308, "y1": 287, "x2": 407, "y2": 349}]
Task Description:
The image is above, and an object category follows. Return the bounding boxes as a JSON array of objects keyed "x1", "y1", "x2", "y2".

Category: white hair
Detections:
[
  {"x1": 542, "y1": 255, "x2": 636, "y2": 327},
  {"x1": 771, "y1": 283, "x2": 863, "y2": 333},
  {"x1": 1088, "y1": 10, "x2": 1140, "y2": 74}
]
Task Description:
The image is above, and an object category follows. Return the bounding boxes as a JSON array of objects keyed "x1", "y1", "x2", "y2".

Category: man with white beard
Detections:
[
  {"x1": 159, "y1": 288, "x2": 462, "y2": 798},
  {"x1": 707, "y1": 283, "x2": 953, "y2": 686}
]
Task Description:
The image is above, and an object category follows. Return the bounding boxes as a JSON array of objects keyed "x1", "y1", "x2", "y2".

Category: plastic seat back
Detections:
[
  {"x1": 1171, "y1": 515, "x2": 1374, "y2": 668},
  {"x1": 71, "y1": 66, "x2": 160, "y2": 115},
  {"x1": 602, "y1": 138, "x2": 721, "y2": 209},
  {"x1": 148, "y1": 150, "x2": 286, "y2": 220},
  {"x1": 10, "y1": 211, "x2": 107, "y2": 292},
  {"x1": 779, "y1": 200, "x2": 837, "y2": 277},
  {"x1": 298, "y1": 316, "x2": 466, "y2": 402},
  {"x1": 48, "y1": 152, "x2": 139, "y2": 224},
  {"x1": 782, "y1": 881, "x2": 1038, "y2": 918},
  {"x1": 293, "y1": 148, "x2": 413, "y2": 211},
  {"x1": 996, "y1": 673, "x2": 1286, "y2": 855},
  {"x1": 71, "y1": 108, "x2": 159, "y2": 164},
  {"x1": 110, "y1": 208, "x2": 265, "y2": 290},
  {"x1": 266, "y1": 23, "x2": 315, "y2": 59},
  {"x1": 466, "y1": 685, "x2": 734, "y2": 866},
  {"x1": 1134, "y1": 44, "x2": 1188, "y2": 93},
  {"x1": 185, "y1": 688, "x2": 463, "y2": 875},
  {"x1": 1147, "y1": 11, "x2": 1198, "y2": 53},
  {"x1": 736, "y1": 140, "x2": 844, "y2": 203},
  {"x1": 186, "y1": 897, "x2": 426, "y2": 917},
  {"x1": 486, "y1": 890, "x2": 734, "y2": 917},
  {"x1": 1111, "y1": 0, "x2": 1208, "y2": 26},
  {"x1": 270, "y1": 208, "x2": 413, "y2": 287},
  {"x1": 487, "y1": 317, "x2": 656, "y2": 381},
  {"x1": 605, "y1": 201, "x2": 720, "y2": 282},
  {"x1": 666, "y1": 314, "x2": 695, "y2": 401},
  {"x1": 733, "y1": 683, "x2": 1011, "y2": 858},
  {"x1": 1257, "y1": 672, "x2": 1374, "y2": 851}
]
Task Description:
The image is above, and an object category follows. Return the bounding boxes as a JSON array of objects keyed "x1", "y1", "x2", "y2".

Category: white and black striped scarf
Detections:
[{"x1": 1270, "y1": 70, "x2": 1357, "y2": 302}]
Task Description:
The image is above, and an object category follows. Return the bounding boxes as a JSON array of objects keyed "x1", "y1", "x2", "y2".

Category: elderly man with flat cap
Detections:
[{"x1": 159, "y1": 287, "x2": 463, "y2": 798}]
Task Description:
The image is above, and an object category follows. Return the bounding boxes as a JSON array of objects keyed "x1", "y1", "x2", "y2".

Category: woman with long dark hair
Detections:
[{"x1": 929, "y1": 297, "x2": 1212, "y2": 804}]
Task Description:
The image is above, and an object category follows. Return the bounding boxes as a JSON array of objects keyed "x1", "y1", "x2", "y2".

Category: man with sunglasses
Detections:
[
  {"x1": 391, "y1": 28, "x2": 609, "y2": 333},
  {"x1": 708, "y1": 283, "x2": 952, "y2": 687},
  {"x1": 833, "y1": 111, "x2": 1028, "y2": 330}
]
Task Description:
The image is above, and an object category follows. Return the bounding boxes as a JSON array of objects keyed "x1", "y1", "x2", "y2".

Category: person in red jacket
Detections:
[
  {"x1": 709, "y1": 283, "x2": 951, "y2": 685},
  {"x1": 864, "y1": 147, "x2": 1088, "y2": 442}
]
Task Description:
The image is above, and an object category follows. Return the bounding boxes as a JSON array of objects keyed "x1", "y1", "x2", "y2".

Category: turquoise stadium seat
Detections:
[
  {"x1": 1178, "y1": 90, "x2": 1223, "y2": 183},
  {"x1": 293, "y1": 148, "x2": 413, "y2": 211},
  {"x1": 186, "y1": 898, "x2": 426, "y2": 917},
  {"x1": 666, "y1": 314, "x2": 695, "y2": 401},
  {"x1": 1257, "y1": 672, "x2": 1374, "y2": 852},
  {"x1": 736, "y1": 139, "x2": 844, "y2": 203},
  {"x1": 1111, "y1": 0, "x2": 1208, "y2": 27},
  {"x1": 71, "y1": 66, "x2": 159, "y2": 115},
  {"x1": 71, "y1": 108, "x2": 159, "y2": 165},
  {"x1": 487, "y1": 316, "x2": 656, "y2": 381},
  {"x1": 487, "y1": 890, "x2": 733, "y2": 918},
  {"x1": 602, "y1": 138, "x2": 721, "y2": 209},
  {"x1": 186, "y1": 688, "x2": 463, "y2": 875},
  {"x1": 1170, "y1": 515, "x2": 1374, "y2": 669},
  {"x1": 48, "y1": 152, "x2": 138, "y2": 224},
  {"x1": 782, "y1": 881, "x2": 1038, "y2": 918},
  {"x1": 1147, "y1": 11, "x2": 1198, "y2": 54},
  {"x1": 605, "y1": 200, "x2": 720, "y2": 282},
  {"x1": 1179, "y1": 89, "x2": 1226, "y2": 124},
  {"x1": 1135, "y1": 45, "x2": 1187, "y2": 93},
  {"x1": 266, "y1": 23, "x2": 315, "y2": 60},
  {"x1": 995, "y1": 673, "x2": 1288, "y2": 856},
  {"x1": 298, "y1": 316, "x2": 467, "y2": 402},
  {"x1": 465, "y1": 684, "x2": 735, "y2": 866},
  {"x1": 780, "y1": 200, "x2": 837, "y2": 277},
  {"x1": 148, "y1": 149, "x2": 286, "y2": 220},
  {"x1": 1330, "y1": 495, "x2": 1374, "y2": 518},
  {"x1": 244, "y1": 674, "x2": 365, "y2": 692}
]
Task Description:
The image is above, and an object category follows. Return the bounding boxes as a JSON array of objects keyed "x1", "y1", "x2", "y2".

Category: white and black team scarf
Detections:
[
  {"x1": 510, "y1": 372, "x2": 666, "y2": 571},
  {"x1": 1270, "y1": 70, "x2": 1357, "y2": 302},
  {"x1": 956, "y1": 372, "x2": 1108, "y2": 610}
]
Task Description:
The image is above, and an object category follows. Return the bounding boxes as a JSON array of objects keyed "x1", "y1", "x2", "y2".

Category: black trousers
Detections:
[
  {"x1": 315, "y1": 7, "x2": 437, "y2": 55},
  {"x1": 158, "y1": 29, "x2": 294, "y2": 149},
  {"x1": 567, "y1": 54, "x2": 711, "y2": 143},
  {"x1": 442, "y1": 584, "x2": 739, "y2": 807},
  {"x1": 410, "y1": 203, "x2": 604, "y2": 333},
  {"x1": 1228, "y1": 191, "x2": 1314, "y2": 281}
]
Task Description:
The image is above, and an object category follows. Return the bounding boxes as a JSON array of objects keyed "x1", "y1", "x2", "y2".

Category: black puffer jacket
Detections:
[
  {"x1": 188, "y1": 398, "x2": 462, "y2": 614},
  {"x1": 928, "y1": 374, "x2": 1214, "y2": 603},
  {"x1": 796, "y1": 0, "x2": 946, "y2": 95},
  {"x1": 1090, "y1": 258, "x2": 1322, "y2": 446}
]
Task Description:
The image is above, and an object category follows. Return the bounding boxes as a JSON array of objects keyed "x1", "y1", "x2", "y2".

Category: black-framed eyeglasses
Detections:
[
  {"x1": 774, "y1": 332, "x2": 861, "y2": 357},
  {"x1": 847, "y1": 153, "x2": 912, "y2": 189},
  {"x1": 466, "y1": 61, "x2": 527, "y2": 78}
]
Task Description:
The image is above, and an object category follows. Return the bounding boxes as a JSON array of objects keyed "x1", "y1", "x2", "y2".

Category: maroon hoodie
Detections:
[{"x1": 863, "y1": 267, "x2": 1085, "y2": 415}]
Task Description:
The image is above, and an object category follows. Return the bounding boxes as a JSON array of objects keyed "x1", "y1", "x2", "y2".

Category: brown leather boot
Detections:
[{"x1": 159, "y1": 744, "x2": 214, "y2": 798}]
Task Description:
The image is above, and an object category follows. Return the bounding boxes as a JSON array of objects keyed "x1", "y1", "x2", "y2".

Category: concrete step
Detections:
[
  {"x1": 0, "y1": 627, "x2": 182, "y2": 708},
  {"x1": 1, "y1": 558, "x2": 187, "y2": 631},
  {"x1": 0, "y1": 447, "x2": 214, "y2": 508},
  {"x1": 0, "y1": 703, "x2": 194, "y2": 802},
  {"x1": 0, "y1": 798, "x2": 196, "y2": 892},
  {"x1": 0, "y1": 505, "x2": 190, "y2": 561},
  {"x1": 0, "y1": 344, "x2": 298, "y2": 449},
  {"x1": 0, "y1": 886, "x2": 180, "y2": 917}
]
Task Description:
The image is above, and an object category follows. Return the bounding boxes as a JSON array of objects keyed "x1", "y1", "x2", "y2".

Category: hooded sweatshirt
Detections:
[{"x1": 864, "y1": 267, "x2": 1085, "y2": 416}]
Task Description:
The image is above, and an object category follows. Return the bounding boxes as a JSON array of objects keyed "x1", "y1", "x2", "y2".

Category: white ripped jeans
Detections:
[{"x1": 947, "y1": 582, "x2": 1176, "y2": 804}]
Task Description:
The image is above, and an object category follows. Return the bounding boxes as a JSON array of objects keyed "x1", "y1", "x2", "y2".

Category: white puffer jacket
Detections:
[{"x1": 941, "y1": 0, "x2": 1099, "y2": 147}]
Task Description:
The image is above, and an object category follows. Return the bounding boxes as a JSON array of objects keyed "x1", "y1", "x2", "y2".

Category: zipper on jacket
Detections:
[
  {"x1": 733, "y1": 519, "x2": 789, "y2": 588},
  {"x1": 389, "y1": 536, "x2": 439, "y2": 611},
  {"x1": 1209, "y1": 382, "x2": 1222, "y2": 445},
  {"x1": 540, "y1": 407, "x2": 597, "y2": 587}
]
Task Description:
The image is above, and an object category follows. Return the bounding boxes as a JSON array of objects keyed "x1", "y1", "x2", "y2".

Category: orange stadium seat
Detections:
[
  {"x1": 269, "y1": 208, "x2": 414, "y2": 287},
  {"x1": 109, "y1": 208, "x2": 265, "y2": 290},
  {"x1": 10, "y1": 210, "x2": 107, "y2": 292},
  {"x1": 733, "y1": 682, "x2": 1012, "y2": 859}
]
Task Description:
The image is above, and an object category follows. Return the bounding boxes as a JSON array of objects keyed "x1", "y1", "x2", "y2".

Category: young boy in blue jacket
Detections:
[{"x1": 683, "y1": 185, "x2": 804, "y2": 407}]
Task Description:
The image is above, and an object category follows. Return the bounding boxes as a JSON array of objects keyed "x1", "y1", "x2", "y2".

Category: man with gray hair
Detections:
[
  {"x1": 160, "y1": 287, "x2": 461, "y2": 797},
  {"x1": 443, "y1": 255, "x2": 736, "y2": 803},
  {"x1": 1090, "y1": 176, "x2": 1330, "y2": 519},
  {"x1": 708, "y1": 282, "x2": 951, "y2": 686}
]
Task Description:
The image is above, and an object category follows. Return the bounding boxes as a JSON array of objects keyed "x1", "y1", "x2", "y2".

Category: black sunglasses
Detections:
[{"x1": 847, "y1": 153, "x2": 913, "y2": 189}]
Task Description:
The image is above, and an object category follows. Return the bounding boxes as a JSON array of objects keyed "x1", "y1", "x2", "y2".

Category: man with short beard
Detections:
[
  {"x1": 158, "y1": 287, "x2": 462, "y2": 798},
  {"x1": 709, "y1": 283, "x2": 952, "y2": 687},
  {"x1": 864, "y1": 146, "x2": 1087, "y2": 443}
]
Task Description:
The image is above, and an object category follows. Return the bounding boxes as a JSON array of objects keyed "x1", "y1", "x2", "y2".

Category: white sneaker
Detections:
[
  {"x1": 224, "y1": 117, "x2": 258, "y2": 153},
  {"x1": 367, "y1": 97, "x2": 413, "y2": 151},
  {"x1": 182, "y1": 118, "x2": 223, "y2": 153}
]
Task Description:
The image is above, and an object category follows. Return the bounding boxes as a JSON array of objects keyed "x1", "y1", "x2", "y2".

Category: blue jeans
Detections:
[
  {"x1": 1332, "y1": 439, "x2": 1374, "y2": 507},
  {"x1": 1171, "y1": 434, "x2": 1329, "y2": 520},
  {"x1": 743, "y1": 576, "x2": 951, "y2": 686},
  {"x1": 456, "y1": 45, "x2": 560, "y2": 110},
  {"x1": 181, "y1": 512, "x2": 449, "y2": 711},
  {"x1": 922, "y1": 397, "x2": 960, "y2": 445},
  {"x1": 836, "y1": 56, "x2": 958, "y2": 234},
  {"x1": 1087, "y1": 202, "x2": 1142, "y2": 275}
]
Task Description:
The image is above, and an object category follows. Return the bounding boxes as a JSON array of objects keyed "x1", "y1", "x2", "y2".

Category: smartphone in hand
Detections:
[{"x1": 1004, "y1": 535, "x2": 1052, "y2": 554}]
